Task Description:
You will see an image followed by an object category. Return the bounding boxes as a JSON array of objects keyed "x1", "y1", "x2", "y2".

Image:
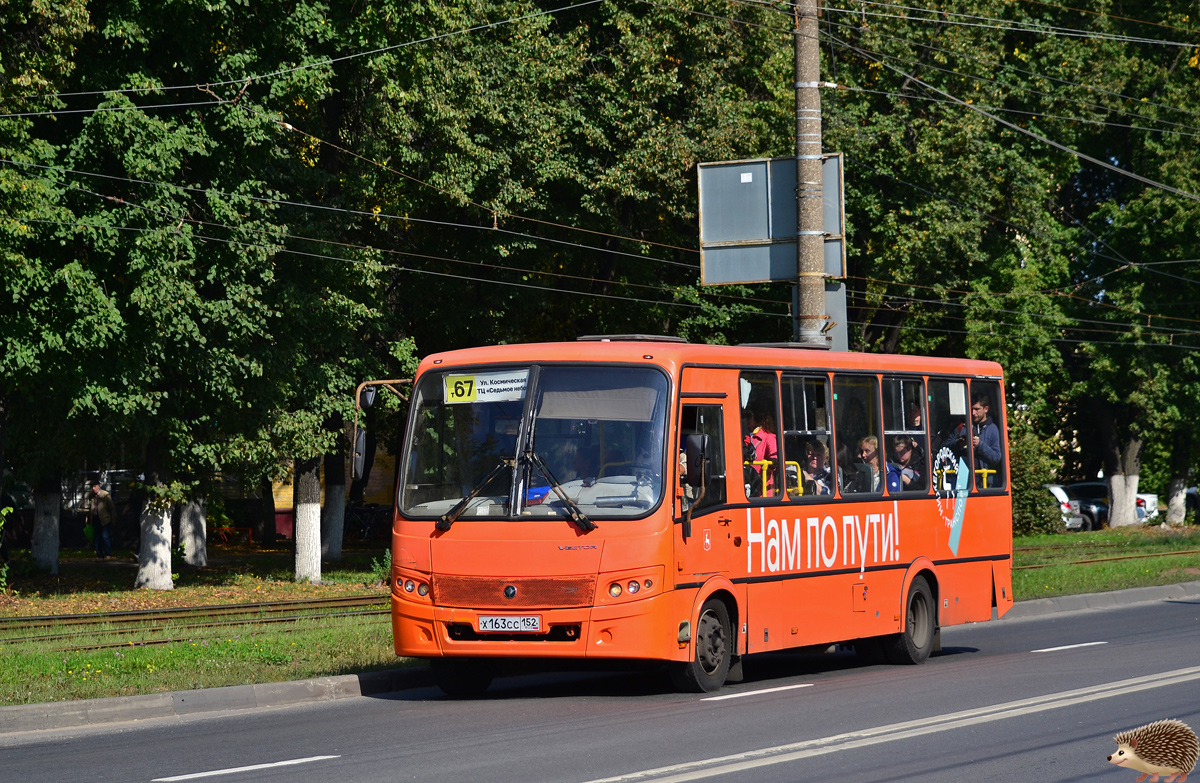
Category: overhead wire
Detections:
[
  {"x1": 816, "y1": 13, "x2": 1200, "y2": 126},
  {"x1": 817, "y1": 0, "x2": 1196, "y2": 47},
  {"x1": 0, "y1": 157, "x2": 699, "y2": 274},
  {"x1": 845, "y1": 318, "x2": 1200, "y2": 349},
  {"x1": 835, "y1": 87, "x2": 1200, "y2": 139},
  {"x1": 5, "y1": 214, "x2": 776, "y2": 317},
  {"x1": 820, "y1": 23, "x2": 1200, "y2": 137},
  {"x1": 1014, "y1": 0, "x2": 1200, "y2": 35},
  {"x1": 2, "y1": 173, "x2": 791, "y2": 312},
  {"x1": 827, "y1": 33, "x2": 1200, "y2": 204},
  {"x1": 0, "y1": 0, "x2": 606, "y2": 104}
]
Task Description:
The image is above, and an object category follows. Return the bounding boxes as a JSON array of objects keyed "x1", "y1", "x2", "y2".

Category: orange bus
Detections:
[{"x1": 391, "y1": 336, "x2": 1013, "y2": 695}]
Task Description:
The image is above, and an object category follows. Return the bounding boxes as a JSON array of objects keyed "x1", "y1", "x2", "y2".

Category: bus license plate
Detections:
[{"x1": 477, "y1": 615, "x2": 541, "y2": 633}]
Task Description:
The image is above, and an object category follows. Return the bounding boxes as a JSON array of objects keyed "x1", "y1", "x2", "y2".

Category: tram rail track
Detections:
[
  {"x1": 0, "y1": 594, "x2": 390, "y2": 651},
  {"x1": 1014, "y1": 548, "x2": 1200, "y2": 570}
]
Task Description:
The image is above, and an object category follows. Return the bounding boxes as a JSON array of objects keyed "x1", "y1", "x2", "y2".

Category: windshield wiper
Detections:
[
  {"x1": 436, "y1": 458, "x2": 514, "y2": 531},
  {"x1": 525, "y1": 449, "x2": 597, "y2": 532}
]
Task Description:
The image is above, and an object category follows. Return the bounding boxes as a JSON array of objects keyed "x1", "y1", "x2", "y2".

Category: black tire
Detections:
[
  {"x1": 430, "y1": 657, "x2": 495, "y2": 698},
  {"x1": 670, "y1": 599, "x2": 732, "y2": 693},
  {"x1": 1079, "y1": 514, "x2": 1094, "y2": 532},
  {"x1": 883, "y1": 576, "x2": 935, "y2": 665}
]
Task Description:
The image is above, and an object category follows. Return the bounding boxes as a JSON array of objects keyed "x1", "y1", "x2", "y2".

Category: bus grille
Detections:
[{"x1": 431, "y1": 575, "x2": 596, "y2": 608}]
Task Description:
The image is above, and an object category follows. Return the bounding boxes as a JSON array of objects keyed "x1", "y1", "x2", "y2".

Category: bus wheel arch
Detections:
[
  {"x1": 672, "y1": 583, "x2": 739, "y2": 693},
  {"x1": 884, "y1": 567, "x2": 938, "y2": 665}
]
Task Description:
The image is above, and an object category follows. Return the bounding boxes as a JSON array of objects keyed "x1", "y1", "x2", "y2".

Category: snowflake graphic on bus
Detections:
[{"x1": 933, "y1": 446, "x2": 970, "y2": 556}]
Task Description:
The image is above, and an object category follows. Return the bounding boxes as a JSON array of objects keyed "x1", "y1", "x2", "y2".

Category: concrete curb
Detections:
[
  {"x1": 5, "y1": 580, "x2": 1200, "y2": 736},
  {"x1": 0, "y1": 667, "x2": 431, "y2": 735},
  {"x1": 1001, "y1": 579, "x2": 1200, "y2": 619}
]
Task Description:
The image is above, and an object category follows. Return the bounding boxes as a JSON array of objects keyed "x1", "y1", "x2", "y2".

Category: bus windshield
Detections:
[{"x1": 400, "y1": 365, "x2": 669, "y2": 520}]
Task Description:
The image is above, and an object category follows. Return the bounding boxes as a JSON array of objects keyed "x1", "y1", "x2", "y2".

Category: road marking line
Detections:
[
  {"x1": 152, "y1": 755, "x2": 340, "y2": 781},
  {"x1": 1032, "y1": 641, "x2": 1108, "y2": 653},
  {"x1": 583, "y1": 666, "x2": 1200, "y2": 783},
  {"x1": 702, "y1": 684, "x2": 813, "y2": 701}
]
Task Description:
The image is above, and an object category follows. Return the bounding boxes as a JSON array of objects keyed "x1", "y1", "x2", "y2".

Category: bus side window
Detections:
[
  {"x1": 968, "y1": 380, "x2": 1005, "y2": 491},
  {"x1": 833, "y1": 375, "x2": 883, "y2": 495},
  {"x1": 883, "y1": 378, "x2": 928, "y2": 493},
  {"x1": 929, "y1": 379, "x2": 970, "y2": 492},
  {"x1": 781, "y1": 374, "x2": 834, "y2": 498},
  {"x1": 739, "y1": 372, "x2": 781, "y2": 500},
  {"x1": 680, "y1": 405, "x2": 726, "y2": 512}
]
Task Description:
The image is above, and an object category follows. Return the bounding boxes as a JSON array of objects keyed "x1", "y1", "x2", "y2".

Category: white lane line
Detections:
[
  {"x1": 702, "y1": 684, "x2": 813, "y2": 701},
  {"x1": 1031, "y1": 641, "x2": 1108, "y2": 653},
  {"x1": 152, "y1": 755, "x2": 340, "y2": 781},
  {"x1": 583, "y1": 665, "x2": 1200, "y2": 783}
]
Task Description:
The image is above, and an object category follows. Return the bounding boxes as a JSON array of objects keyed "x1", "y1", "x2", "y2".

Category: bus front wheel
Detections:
[
  {"x1": 431, "y1": 657, "x2": 495, "y2": 698},
  {"x1": 883, "y1": 576, "x2": 935, "y2": 665},
  {"x1": 670, "y1": 599, "x2": 732, "y2": 693}
]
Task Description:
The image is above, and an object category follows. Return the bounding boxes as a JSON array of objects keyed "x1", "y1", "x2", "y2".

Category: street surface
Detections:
[{"x1": 5, "y1": 597, "x2": 1200, "y2": 783}]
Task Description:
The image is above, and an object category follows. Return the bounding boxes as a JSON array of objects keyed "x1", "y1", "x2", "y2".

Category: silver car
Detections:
[{"x1": 1047, "y1": 484, "x2": 1085, "y2": 530}]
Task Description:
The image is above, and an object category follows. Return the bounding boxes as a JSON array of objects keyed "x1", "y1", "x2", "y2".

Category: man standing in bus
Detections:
[{"x1": 946, "y1": 391, "x2": 1001, "y2": 483}]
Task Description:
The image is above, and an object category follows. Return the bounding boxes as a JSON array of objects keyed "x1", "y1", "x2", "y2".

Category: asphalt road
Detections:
[{"x1": 5, "y1": 595, "x2": 1200, "y2": 783}]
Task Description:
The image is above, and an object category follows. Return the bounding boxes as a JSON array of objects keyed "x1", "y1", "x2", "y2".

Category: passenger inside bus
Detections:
[
  {"x1": 891, "y1": 435, "x2": 925, "y2": 491},
  {"x1": 845, "y1": 435, "x2": 901, "y2": 494},
  {"x1": 741, "y1": 407, "x2": 778, "y2": 497},
  {"x1": 800, "y1": 438, "x2": 835, "y2": 496}
]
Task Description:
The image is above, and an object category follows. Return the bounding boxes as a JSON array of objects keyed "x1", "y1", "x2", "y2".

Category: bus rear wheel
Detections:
[
  {"x1": 670, "y1": 599, "x2": 732, "y2": 693},
  {"x1": 431, "y1": 657, "x2": 495, "y2": 698},
  {"x1": 883, "y1": 576, "x2": 935, "y2": 665}
]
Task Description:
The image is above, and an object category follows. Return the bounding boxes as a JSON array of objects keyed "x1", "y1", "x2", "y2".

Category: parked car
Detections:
[
  {"x1": 1066, "y1": 482, "x2": 1107, "y2": 530},
  {"x1": 1046, "y1": 484, "x2": 1085, "y2": 530},
  {"x1": 1067, "y1": 481, "x2": 1159, "y2": 528}
]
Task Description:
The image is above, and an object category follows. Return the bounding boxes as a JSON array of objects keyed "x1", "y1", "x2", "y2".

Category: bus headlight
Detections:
[
  {"x1": 609, "y1": 583, "x2": 623, "y2": 597},
  {"x1": 627, "y1": 580, "x2": 640, "y2": 594},
  {"x1": 404, "y1": 580, "x2": 415, "y2": 592},
  {"x1": 417, "y1": 583, "x2": 429, "y2": 596}
]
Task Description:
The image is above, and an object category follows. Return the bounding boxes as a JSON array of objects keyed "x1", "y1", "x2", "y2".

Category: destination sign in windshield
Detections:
[{"x1": 444, "y1": 370, "x2": 529, "y2": 404}]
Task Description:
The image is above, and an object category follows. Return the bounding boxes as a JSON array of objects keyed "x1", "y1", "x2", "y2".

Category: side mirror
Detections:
[
  {"x1": 685, "y1": 433, "x2": 709, "y2": 488},
  {"x1": 360, "y1": 385, "x2": 377, "y2": 409},
  {"x1": 352, "y1": 428, "x2": 368, "y2": 481}
]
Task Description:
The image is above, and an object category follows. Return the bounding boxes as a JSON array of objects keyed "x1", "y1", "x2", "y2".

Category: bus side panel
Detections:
[{"x1": 933, "y1": 560, "x2": 994, "y2": 626}]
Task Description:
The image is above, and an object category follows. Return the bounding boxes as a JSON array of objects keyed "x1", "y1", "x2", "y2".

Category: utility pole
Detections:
[{"x1": 793, "y1": 0, "x2": 825, "y2": 345}]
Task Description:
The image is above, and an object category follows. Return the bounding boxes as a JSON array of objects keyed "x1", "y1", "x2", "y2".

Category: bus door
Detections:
[{"x1": 676, "y1": 397, "x2": 733, "y2": 578}]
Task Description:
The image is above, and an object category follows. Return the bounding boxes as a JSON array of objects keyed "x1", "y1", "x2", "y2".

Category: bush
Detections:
[{"x1": 1009, "y1": 423, "x2": 1062, "y2": 536}]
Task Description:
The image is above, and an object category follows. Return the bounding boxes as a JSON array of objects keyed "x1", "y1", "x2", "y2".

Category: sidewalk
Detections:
[{"x1": 4, "y1": 580, "x2": 1200, "y2": 735}]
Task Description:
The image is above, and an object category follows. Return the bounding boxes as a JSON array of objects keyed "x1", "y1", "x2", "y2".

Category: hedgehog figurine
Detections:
[{"x1": 1107, "y1": 719, "x2": 1199, "y2": 782}]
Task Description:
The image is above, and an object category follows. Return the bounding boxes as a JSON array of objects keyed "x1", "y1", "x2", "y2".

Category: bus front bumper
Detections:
[{"x1": 392, "y1": 590, "x2": 687, "y2": 661}]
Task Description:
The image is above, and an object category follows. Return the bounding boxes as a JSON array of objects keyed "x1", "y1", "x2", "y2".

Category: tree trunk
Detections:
[
  {"x1": 1107, "y1": 470, "x2": 1141, "y2": 528},
  {"x1": 293, "y1": 457, "x2": 322, "y2": 583},
  {"x1": 180, "y1": 498, "x2": 207, "y2": 566},
  {"x1": 32, "y1": 480, "x2": 59, "y2": 575},
  {"x1": 257, "y1": 476, "x2": 276, "y2": 546},
  {"x1": 1166, "y1": 430, "x2": 1191, "y2": 526},
  {"x1": 1094, "y1": 399, "x2": 1143, "y2": 529},
  {"x1": 135, "y1": 498, "x2": 173, "y2": 590},
  {"x1": 322, "y1": 449, "x2": 346, "y2": 561}
]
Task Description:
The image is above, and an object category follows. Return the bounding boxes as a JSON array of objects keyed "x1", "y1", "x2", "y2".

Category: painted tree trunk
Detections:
[
  {"x1": 135, "y1": 501, "x2": 174, "y2": 590},
  {"x1": 294, "y1": 457, "x2": 322, "y2": 584},
  {"x1": 32, "y1": 485, "x2": 59, "y2": 575},
  {"x1": 1107, "y1": 472, "x2": 1141, "y2": 528},
  {"x1": 322, "y1": 448, "x2": 346, "y2": 561},
  {"x1": 1095, "y1": 400, "x2": 1143, "y2": 529},
  {"x1": 1166, "y1": 430, "x2": 1191, "y2": 526},
  {"x1": 180, "y1": 499, "x2": 207, "y2": 567}
]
